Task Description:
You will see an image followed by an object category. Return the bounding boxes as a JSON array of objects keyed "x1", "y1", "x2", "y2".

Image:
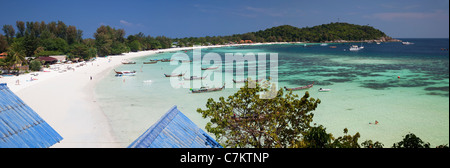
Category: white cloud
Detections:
[{"x1": 120, "y1": 20, "x2": 133, "y2": 26}]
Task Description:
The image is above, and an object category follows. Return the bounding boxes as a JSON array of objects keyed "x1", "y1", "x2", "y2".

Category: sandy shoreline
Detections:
[{"x1": 1, "y1": 44, "x2": 244, "y2": 147}]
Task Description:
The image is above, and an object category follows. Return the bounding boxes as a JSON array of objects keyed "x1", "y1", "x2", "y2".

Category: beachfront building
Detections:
[
  {"x1": 239, "y1": 40, "x2": 253, "y2": 44},
  {"x1": 128, "y1": 106, "x2": 222, "y2": 148},
  {"x1": 49, "y1": 55, "x2": 67, "y2": 63},
  {"x1": 36, "y1": 56, "x2": 58, "y2": 65},
  {"x1": 0, "y1": 83, "x2": 63, "y2": 148},
  {"x1": 0, "y1": 52, "x2": 7, "y2": 59},
  {"x1": 171, "y1": 42, "x2": 179, "y2": 48}
]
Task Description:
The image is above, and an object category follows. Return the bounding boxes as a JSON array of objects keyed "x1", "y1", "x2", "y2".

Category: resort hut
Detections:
[
  {"x1": 49, "y1": 55, "x2": 67, "y2": 63},
  {"x1": 128, "y1": 106, "x2": 222, "y2": 148},
  {"x1": 37, "y1": 56, "x2": 58, "y2": 65},
  {"x1": 0, "y1": 83, "x2": 63, "y2": 148}
]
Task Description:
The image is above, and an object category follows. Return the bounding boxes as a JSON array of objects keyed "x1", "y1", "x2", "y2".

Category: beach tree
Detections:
[
  {"x1": 16, "y1": 21, "x2": 25, "y2": 38},
  {"x1": 29, "y1": 59, "x2": 42, "y2": 71},
  {"x1": 2, "y1": 25, "x2": 15, "y2": 44},
  {"x1": 392, "y1": 133, "x2": 430, "y2": 148},
  {"x1": 0, "y1": 34, "x2": 8, "y2": 52},
  {"x1": 197, "y1": 80, "x2": 321, "y2": 148},
  {"x1": 1, "y1": 41, "x2": 26, "y2": 73},
  {"x1": 361, "y1": 140, "x2": 384, "y2": 148},
  {"x1": 302, "y1": 124, "x2": 333, "y2": 148},
  {"x1": 330, "y1": 128, "x2": 361, "y2": 148}
]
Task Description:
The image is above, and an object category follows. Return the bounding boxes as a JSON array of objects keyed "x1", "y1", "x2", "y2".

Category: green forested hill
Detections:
[{"x1": 250, "y1": 22, "x2": 389, "y2": 42}]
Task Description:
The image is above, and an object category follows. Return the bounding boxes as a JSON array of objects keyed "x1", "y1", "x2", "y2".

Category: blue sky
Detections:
[{"x1": 0, "y1": 0, "x2": 448, "y2": 38}]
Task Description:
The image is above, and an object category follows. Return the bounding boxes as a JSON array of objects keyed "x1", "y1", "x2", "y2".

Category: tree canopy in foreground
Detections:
[
  {"x1": 197, "y1": 80, "x2": 449, "y2": 148},
  {"x1": 197, "y1": 80, "x2": 321, "y2": 148}
]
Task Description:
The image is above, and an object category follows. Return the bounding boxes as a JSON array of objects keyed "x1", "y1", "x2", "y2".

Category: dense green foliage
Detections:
[
  {"x1": 252, "y1": 23, "x2": 387, "y2": 42},
  {"x1": 29, "y1": 59, "x2": 42, "y2": 71},
  {"x1": 197, "y1": 80, "x2": 321, "y2": 148},
  {"x1": 1, "y1": 21, "x2": 95, "y2": 60},
  {"x1": 392, "y1": 133, "x2": 431, "y2": 148},
  {"x1": 169, "y1": 22, "x2": 389, "y2": 47}
]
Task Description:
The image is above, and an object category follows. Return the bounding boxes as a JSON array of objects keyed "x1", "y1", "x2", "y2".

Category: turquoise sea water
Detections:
[{"x1": 95, "y1": 38, "x2": 449, "y2": 147}]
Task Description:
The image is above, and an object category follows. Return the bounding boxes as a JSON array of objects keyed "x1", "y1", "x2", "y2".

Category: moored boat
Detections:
[
  {"x1": 114, "y1": 69, "x2": 136, "y2": 76},
  {"x1": 122, "y1": 60, "x2": 136, "y2": 64},
  {"x1": 160, "y1": 59, "x2": 173, "y2": 62},
  {"x1": 232, "y1": 78, "x2": 263, "y2": 83},
  {"x1": 190, "y1": 84, "x2": 225, "y2": 93},
  {"x1": 143, "y1": 61, "x2": 158, "y2": 64},
  {"x1": 201, "y1": 66, "x2": 219, "y2": 70},
  {"x1": 284, "y1": 82, "x2": 314, "y2": 91},
  {"x1": 402, "y1": 41, "x2": 414, "y2": 45},
  {"x1": 349, "y1": 45, "x2": 364, "y2": 51},
  {"x1": 164, "y1": 72, "x2": 186, "y2": 77},
  {"x1": 318, "y1": 88, "x2": 331, "y2": 92},
  {"x1": 183, "y1": 74, "x2": 208, "y2": 80}
]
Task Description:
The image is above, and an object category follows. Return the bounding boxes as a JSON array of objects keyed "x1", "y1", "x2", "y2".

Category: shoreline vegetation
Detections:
[{"x1": 1, "y1": 22, "x2": 400, "y2": 63}]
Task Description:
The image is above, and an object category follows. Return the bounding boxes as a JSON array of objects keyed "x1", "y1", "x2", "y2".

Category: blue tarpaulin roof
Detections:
[
  {"x1": 128, "y1": 105, "x2": 222, "y2": 148},
  {"x1": 0, "y1": 83, "x2": 63, "y2": 148}
]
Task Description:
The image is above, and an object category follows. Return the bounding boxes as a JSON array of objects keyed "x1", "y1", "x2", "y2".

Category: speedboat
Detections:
[
  {"x1": 349, "y1": 45, "x2": 364, "y2": 51},
  {"x1": 318, "y1": 88, "x2": 331, "y2": 92},
  {"x1": 402, "y1": 41, "x2": 414, "y2": 45}
]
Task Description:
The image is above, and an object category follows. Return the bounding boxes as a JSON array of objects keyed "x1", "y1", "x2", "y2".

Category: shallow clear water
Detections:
[{"x1": 96, "y1": 39, "x2": 449, "y2": 147}]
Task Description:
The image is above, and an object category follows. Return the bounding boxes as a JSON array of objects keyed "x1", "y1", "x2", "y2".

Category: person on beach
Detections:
[{"x1": 90, "y1": 76, "x2": 92, "y2": 80}]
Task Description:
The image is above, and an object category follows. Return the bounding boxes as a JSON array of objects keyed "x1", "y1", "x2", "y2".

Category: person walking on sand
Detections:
[{"x1": 90, "y1": 76, "x2": 92, "y2": 80}]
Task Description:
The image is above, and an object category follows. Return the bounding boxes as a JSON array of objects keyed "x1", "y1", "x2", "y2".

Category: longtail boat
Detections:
[
  {"x1": 164, "y1": 72, "x2": 186, "y2": 77},
  {"x1": 183, "y1": 74, "x2": 208, "y2": 80},
  {"x1": 160, "y1": 59, "x2": 173, "y2": 62},
  {"x1": 201, "y1": 66, "x2": 219, "y2": 70},
  {"x1": 122, "y1": 61, "x2": 136, "y2": 64},
  {"x1": 284, "y1": 82, "x2": 314, "y2": 91},
  {"x1": 114, "y1": 69, "x2": 136, "y2": 76},
  {"x1": 232, "y1": 78, "x2": 263, "y2": 83},
  {"x1": 191, "y1": 84, "x2": 225, "y2": 93},
  {"x1": 143, "y1": 61, "x2": 157, "y2": 64}
]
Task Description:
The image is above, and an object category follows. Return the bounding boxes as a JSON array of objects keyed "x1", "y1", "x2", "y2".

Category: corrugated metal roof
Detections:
[
  {"x1": 128, "y1": 105, "x2": 222, "y2": 148},
  {"x1": 0, "y1": 83, "x2": 63, "y2": 148}
]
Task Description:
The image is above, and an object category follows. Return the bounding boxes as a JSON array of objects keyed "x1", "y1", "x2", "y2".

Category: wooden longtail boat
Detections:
[
  {"x1": 201, "y1": 66, "x2": 219, "y2": 70},
  {"x1": 284, "y1": 82, "x2": 314, "y2": 91},
  {"x1": 143, "y1": 61, "x2": 157, "y2": 64},
  {"x1": 122, "y1": 61, "x2": 136, "y2": 64},
  {"x1": 183, "y1": 74, "x2": 208, "y2": 80},
  {"x1": 114, "y1": 69, "x2": 136, "y2": 76},
  {"x1": 232, "y1": 78, "x2": 263, "y2": 83},
  {"x1": 160, "y1": 59, "x2": 173, "y2": 62},
  {"x1": 164, "y1": 72, "x2": 186, "y2": 77},
  {"x1": 191, "y1": 84, "x2": 225, "y2": 93}
]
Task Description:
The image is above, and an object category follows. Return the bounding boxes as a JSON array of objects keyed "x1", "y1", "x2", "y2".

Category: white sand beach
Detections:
[{"x1": 1, "y1": 44, "x2": 245, "y2": 147}]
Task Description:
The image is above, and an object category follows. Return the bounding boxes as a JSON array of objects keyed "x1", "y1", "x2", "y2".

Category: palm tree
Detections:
[{"x1": 5, "y1": 42, "x2": 26, "y2": 73}]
